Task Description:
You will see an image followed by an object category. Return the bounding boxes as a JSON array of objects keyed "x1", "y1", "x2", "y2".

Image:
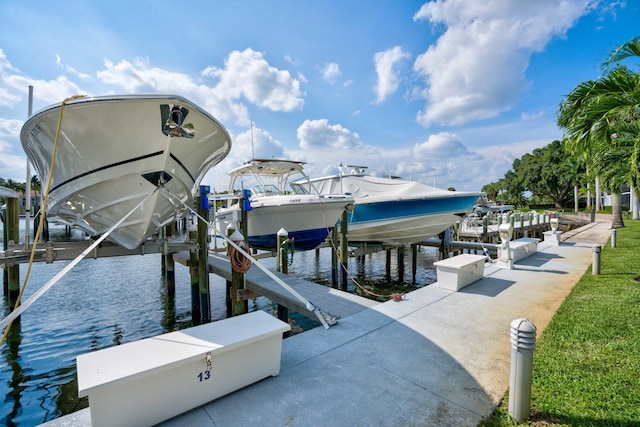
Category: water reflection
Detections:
[{"x1": 0, "y1": 221, "x2": 439, "y2": 425}]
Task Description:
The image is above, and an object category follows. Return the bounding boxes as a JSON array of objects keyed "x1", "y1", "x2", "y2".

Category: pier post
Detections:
[
  {"x1": 411, "y1": 244, "x2": 418, "y2": 283},
  {"x1": 5, "y1": 197, "x2": 20, "y2": 308},
  {"x1": 197, "y1": 186, "x2": 211, "y2": 323},
  {"x1": 276, "y1": 228, "x2": 289, "y2": 324},
  {"x1": 330, "y1": 230, "x2": 338, "y2": 289},
  {"x1": 188, "y1": 217, "x2": 201, "y2": 325},
  {"x1": 276, "y1": 228, "x2": 289, "y2": 273},
  {"x1": 482, "y1": 216, "x2": 488, "y2": 242},
  {"x1": 339, "y1": 210, "x2": 348, "y2": 291},
  {"x1": 397, "y1": 246, "x2": 405, "y2": 282},
  {"x1": 163, "y1": 223, "x2": 176, "y2": 297},
  {"x1": 385, "y1": 249, "x2": 392, "y2": 281},
  {"x1": 2, "y1": 202, "x2": 7, "y2": 294},
  {"x1": 227, "y1": 228, "x2": 248, "y2": 317}
]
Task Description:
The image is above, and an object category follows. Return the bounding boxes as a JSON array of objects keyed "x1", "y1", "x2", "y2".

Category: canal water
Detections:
[{"x1": 1, "y1": 221, "x2": 438, "y2": 426}]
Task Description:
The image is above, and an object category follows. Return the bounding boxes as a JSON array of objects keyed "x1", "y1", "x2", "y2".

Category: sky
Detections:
[{"x1": 0, "y1": 0, "x2": 637, "y2": 193}]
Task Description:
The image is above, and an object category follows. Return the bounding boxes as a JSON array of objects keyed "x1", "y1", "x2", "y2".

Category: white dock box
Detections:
[
  {"x1": 77, "y1": 310, "x2": 290, "y2": 427},
  {"x1": 433, "y1": 254, "x2": 487, "y2": 291}
]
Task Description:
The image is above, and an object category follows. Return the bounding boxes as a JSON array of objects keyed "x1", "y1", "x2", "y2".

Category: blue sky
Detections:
[{"x1": 0, "y1": 0, "x2": 637, "y2": 192}]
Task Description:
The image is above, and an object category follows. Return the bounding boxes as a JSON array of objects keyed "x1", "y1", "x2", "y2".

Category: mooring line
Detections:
[
  {"x1": 0, "y1": 189, "x2": 159, "y2": 341},
  {"x1": 166, "y1": 188, "x2": 335, "y2": 329}
]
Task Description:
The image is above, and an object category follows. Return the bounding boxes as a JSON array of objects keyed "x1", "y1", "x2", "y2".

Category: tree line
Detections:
[
  {"x1": 483, "y1": 36, "x2": 640, "y2": 229},
  {"x1": 0, "y1": 176, "x2": 41, "y2": 192}
]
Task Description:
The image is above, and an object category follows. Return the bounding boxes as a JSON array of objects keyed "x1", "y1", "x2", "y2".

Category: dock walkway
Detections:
[
  {"x1": 173, "y1": 251, "x2": 379, "y2": 321},
  {"x1": 43, "y1": 219, "x2": 613, "y2": 427}
]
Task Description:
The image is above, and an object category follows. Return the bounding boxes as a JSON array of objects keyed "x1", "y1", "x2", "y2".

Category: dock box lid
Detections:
[{"x1": 77, "y1": 310, "x2": 290, "y2": 395}]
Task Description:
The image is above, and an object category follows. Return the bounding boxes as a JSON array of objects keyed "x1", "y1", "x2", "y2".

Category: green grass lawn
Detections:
[{"x1": 481, "y1": 220, "x2": 640, "y2": 426}]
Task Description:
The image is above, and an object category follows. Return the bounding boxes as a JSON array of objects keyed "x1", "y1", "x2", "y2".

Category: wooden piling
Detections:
[
  {"x1": 197, "y1": 189, "x2": 211, "y2": 323},
  {"x1": 330, "y1": 230, "x2": 338, "y2": 289},
  {"x1": 411, "y1": 244, "x2": 418, "y2": 283},
  {"x1": 397, "y1": 245, "x2": 405, "y2": 283},
  {"x1": 188, "y1": 219, "x2": 201, "y2": 325},
  {"x1": 276, "y1": 230, "x2": 289, "y2": 324},
  {"x1": 5, "y1": 197, "x2": 20, "y2": 308},
  {"x1": 339, "y1": 210, "x2": 348, "y2": 291},
  {"x1": 163, "y1": 223, "x2": 176, "y2": 297},
  {"x1": 385, "y1": 248, "x2": 392, "y2": 281}
]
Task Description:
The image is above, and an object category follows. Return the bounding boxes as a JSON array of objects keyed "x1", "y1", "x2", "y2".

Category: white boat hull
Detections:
[
  {"x1": 292, "y1": 173, "x2": 483, "y2": 246},
  {"x1": 345, "y1": 212, "x2": 466, "y2": 245},
  {"x1": 215, "y1": 194, "x2": 350, "y2": 250},
  {"x1": 21, "y1": 95, "x2": 231, "y2": 249}
]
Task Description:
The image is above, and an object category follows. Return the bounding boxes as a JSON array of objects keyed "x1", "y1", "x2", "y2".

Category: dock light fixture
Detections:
[{"x1": 498, "y1": 222, "x2": 514, "y2": 270}]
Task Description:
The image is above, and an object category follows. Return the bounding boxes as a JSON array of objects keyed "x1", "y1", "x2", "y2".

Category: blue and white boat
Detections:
[
  {"x1": 291, "y1": 165, "x2": 483, "y2": 246},
  {"x1": 213, "y1": 159, "x2": 353, "y2": 251}
]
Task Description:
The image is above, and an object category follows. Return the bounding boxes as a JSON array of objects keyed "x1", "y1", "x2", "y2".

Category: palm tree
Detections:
[
  {"x1": 557, "y1": 40, "x2": 640, "y2": 228},
  {"x1": 604, "y1": 38, "x2": 640, "y2": 220}
]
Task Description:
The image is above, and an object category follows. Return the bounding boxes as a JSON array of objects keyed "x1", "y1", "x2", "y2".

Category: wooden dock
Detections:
[{"x1": 173, "y1": 252, "x2": 378, "y2": 323}]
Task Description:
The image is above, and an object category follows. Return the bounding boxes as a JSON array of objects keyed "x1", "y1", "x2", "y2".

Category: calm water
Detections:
[{"x1": 1, "y1": 221, "x2": 438, "y2": 426}]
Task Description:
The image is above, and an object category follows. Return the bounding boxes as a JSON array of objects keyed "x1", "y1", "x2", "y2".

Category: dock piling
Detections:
[{"x1": 197, "y1": 187, "x2": 211, "y2": 323}]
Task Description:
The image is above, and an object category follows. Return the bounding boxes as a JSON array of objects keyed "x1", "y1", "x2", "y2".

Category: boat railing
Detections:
[{"x1": 459, "y1": 210, "x2": 552, "y2": 234}]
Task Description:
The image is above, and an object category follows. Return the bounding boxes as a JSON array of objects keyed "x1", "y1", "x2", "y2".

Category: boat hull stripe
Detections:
[
  {"x1": 49, "y1": 150, "x2": 195, "y2": 194},
  {"x1": 170, "y1": 152, "x2": 195, "y2": 184}
]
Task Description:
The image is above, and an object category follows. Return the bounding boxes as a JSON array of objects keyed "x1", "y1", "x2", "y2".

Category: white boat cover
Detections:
[{"x1": 295, "y1": 174, "x2": 480, "y2": 203}]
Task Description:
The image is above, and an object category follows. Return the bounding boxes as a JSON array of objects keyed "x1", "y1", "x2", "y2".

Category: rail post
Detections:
[{"x1": 509, "y1": 318, "x2": 537, "y2": 423}]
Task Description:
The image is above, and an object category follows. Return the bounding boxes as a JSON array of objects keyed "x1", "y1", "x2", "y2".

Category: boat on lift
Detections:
[
  {"x1": 21, "y1": 94, "x2": 231, "y2": 250},
  {"x1": 212, "y1": 159, "x2": 353, "y2": 251},
  {"x1": 290, "y1": 165, "x2": 483, "y2": 246}
]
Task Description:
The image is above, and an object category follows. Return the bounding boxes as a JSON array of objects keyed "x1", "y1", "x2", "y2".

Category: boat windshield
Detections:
[{"x1": 251, "y1": 184, "x2": 281, "y2": 197}]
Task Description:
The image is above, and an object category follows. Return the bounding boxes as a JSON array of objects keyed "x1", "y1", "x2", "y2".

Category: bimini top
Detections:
[{"x1": 227, "y1": 159, "x2": 310, "y2": 193}]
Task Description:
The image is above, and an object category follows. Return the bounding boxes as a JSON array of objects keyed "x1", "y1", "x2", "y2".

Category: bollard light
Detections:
[
  {"x1": 611, "y1": 229, "x2": 617, "y2": 248},
  {"x1": 509, "y1": 318, "x2": 537, "y2": 423},
  {"x1": 592, "y1": 244, "x2": 601, "y2": 275}
]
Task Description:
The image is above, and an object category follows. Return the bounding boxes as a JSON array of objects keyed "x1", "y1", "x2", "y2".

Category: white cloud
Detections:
[
  {"x1": 412, "y1": 0, "x2": 595, "y2": 127},
  {"x1": 202, "y1": 48, "x2": 305, "y2": 113},
  {"x1": 321, "y1": 62, "x2": 341, "y2": 84},
  {"x1": 1, "y1": 49, "x2": 84, "y2": 107},
  {"x1": 4, "y1": 74, "x2": 85, "y2": 105},
  {"x1": 0, "y1": 119, "x2": 28, "y2": 181},
  {"x1": 0, "y1": 118, "x2": 23, "y2": 137},
  {"x1": 372, "y1": 46, "x2": 411, "y2": 104},
  {"x1": 296, "y1": 119, "x2": 362, "y2": 150},
  {"x1": 412, "y1": 131, "x2": 480, "y2": 159},
  {"x1": 98, "y1": 57, "x2": 194, "y2": 92},
  {"x1": 0, "y1": 87, "x2": 21, "y2": 108},
  {"x1": 521, "y1": 109, "x2": 545, "y2": 120},
  {"x1": 56, "y1": 54, "x2": 92, "y2": 80},
  {"x1": 0, "y1": 49, "x2": 18, "y2": 73},
  {"x1": 96, "y1": 50, "x2": 305, "y2": 127}
]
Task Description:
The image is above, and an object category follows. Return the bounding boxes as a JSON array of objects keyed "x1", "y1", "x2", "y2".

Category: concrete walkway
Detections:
[{"x1": 44, "y1": 220, "x2": 613, "y2": 427}]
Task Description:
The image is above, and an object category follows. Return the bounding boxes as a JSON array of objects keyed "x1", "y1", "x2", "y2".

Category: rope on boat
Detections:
[
  {"x1": 169, "y1": 190, "x2": 336, "y2": 329},
  {"x1": 0, "y1": 95, "x2": 86, "y2": 345}
]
